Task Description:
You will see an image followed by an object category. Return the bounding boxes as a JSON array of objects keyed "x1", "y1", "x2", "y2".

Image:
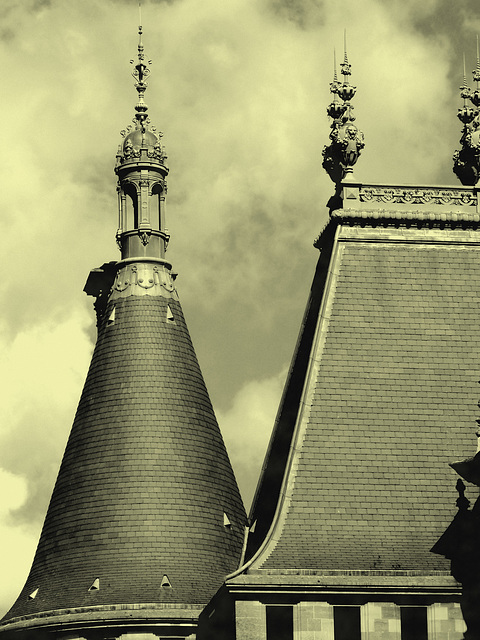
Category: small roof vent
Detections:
[
  {"x1": 166, "y1": 305, "x2": 175, "y2": 323},
  {"x1": 161, "y1": 574, "x2": 172, "y2": 588},
  {"x1": 107, "y1": 307, "x2": 116, "y2": 326},
  {"x1": 88, "y1": 578, "x2": 100, "y2": 591},
  {"x1": 28, "y1": 588, "x2": 39, "y2": 600},
  {"x1": 223, "y1": 512, "x2": 232, "y2": 528}
]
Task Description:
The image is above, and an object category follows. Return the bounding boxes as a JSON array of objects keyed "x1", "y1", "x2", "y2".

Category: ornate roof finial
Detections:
[
  {"x1": 322, "y1": 32, "x2": 364, "y2": 184},
  {"x1": 453, "y1": 46, "x2": 480, "y2": 185}
]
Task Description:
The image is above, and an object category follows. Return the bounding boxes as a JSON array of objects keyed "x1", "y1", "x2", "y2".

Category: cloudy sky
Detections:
[{"x1": 0, "y1": 0, "x2": 479, "y2": 617}]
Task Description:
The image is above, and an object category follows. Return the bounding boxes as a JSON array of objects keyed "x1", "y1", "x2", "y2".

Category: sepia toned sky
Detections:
[{"x1": 1, "y1": 0, "x2": 479, "y2": 616}]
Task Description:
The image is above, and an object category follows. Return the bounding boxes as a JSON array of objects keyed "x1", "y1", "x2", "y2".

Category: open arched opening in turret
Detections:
[
  {"x1": 123, "y1": 182, "x2": 139, "y2": 230},
  {"x1": 151, "y1": 182, "x2": 164, "y2": 231}
]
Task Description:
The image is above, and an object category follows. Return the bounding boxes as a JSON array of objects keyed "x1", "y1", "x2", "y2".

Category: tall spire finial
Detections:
[
  {"x1": 473, "y1": 35, "x2": 480, "y2": 85},
  {"x1": 322, "y1": 34, "x2": 364, "y2": 185},
  {"x1": 327, "y1": 49, "x2": 346, "y2": 121},
  {"x1": 341, "y1": 29, "x2": 351, "y2": 78}
]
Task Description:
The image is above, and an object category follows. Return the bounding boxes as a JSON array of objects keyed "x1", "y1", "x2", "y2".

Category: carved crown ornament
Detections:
[
  {"x1": 453, "y1": 46, "x2": 480, "y2": 185},
  {"x1": 322, "y1": 37, "x2": 365, "y2": 184}
]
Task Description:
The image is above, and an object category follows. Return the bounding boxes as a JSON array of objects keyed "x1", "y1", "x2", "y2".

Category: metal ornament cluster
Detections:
[
  {"x1": 322, "y1": 45, "x2": 365, "y2": 184},
  {"x1": 453, "y1": 49, "x2": 480, "y2": 185}
]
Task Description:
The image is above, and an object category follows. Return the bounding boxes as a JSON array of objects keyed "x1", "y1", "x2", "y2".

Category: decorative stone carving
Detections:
[
  {"x1": 359, "y1": 185, "x2": 476, "y2": 207},
  {"x1": 111, "y1": 262, "x2": 178, "y2": 300},
  {"x1": 139, "y1": 228, "x2": 151, "y2": 246}
]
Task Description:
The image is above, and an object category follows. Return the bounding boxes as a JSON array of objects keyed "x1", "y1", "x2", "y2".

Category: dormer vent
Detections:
[
  {"x1": 88, "y1": 578, "x2": 100, "y2": 591},
  {"x1": 28, "y1": 589, "x2": 39, "y2": 600},
  {"x1": 161, "y1": 574, "x2": 172, "y2": 588},
  {"x1": 223, "y1": 512, "x2": 232, "y2": 528},
  {"x1": 107, "y1": 307, "x2": 116, "y2": 326}
]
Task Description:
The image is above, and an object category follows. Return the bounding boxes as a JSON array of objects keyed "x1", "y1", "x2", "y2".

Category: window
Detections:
[
  {"x1": 266, "y1": 605, "x2": 293, "y2": 640},
  {"x1": 400, "y1": 607, "x2": 428, "y2": 640},
  {"x1": 333, "y1": 606, "x2": 361, "y2": 640}
]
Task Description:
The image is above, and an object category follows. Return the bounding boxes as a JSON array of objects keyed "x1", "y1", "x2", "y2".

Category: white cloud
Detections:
[
  {"x1": 0, "y1": 311, "x2": 92, "y2": 615},
  {"x1": 0, "y1": 470, "x2": 36, "y2": 619},
  {"x1": 218, "y1": 368, "x2": 288, "y2": 511}
]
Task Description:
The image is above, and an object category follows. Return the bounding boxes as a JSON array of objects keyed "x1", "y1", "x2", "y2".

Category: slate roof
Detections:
[
  {"x1": 242, "y1": 184, "x2": 480, "y2": 577},
  {"x1": 2, "y1": 293, "x2": 246, "y2": 624}
]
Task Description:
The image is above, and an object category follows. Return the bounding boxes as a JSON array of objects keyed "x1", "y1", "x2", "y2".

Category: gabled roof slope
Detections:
[
  {"x1": 3, "y1": 293, "x2": 246, "y2": 623},
  {"x1": 244, "y1": 184, "x2": 480, "y2": 574}
]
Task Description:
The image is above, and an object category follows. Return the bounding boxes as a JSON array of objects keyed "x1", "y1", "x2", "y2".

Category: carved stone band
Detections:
[
  {"x1": 359, "y1": 186, "x2": 476, "y2": 207},
  {"x1": 110, "y1": 262, "x2": 178, "y2": 300}
]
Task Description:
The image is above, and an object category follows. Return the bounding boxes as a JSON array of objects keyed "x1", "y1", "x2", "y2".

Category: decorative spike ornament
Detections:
[
  {"x1": 453, "y1": 48, "x2": 480, "y2": 185},
  {"x1": 471, "y1": 35, "x2": 480, "y2": 107},
  {"x1": 322, "y1": 34, "x2": 364, "y2": 184},
  {"x1": 326, "y1": 49, "x2": 347, "y2": 121}
]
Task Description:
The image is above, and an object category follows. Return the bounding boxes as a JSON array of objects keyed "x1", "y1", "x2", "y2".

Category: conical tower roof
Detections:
[{"x1": 1, "y1": 24, "x2": 246, "y2": 638}]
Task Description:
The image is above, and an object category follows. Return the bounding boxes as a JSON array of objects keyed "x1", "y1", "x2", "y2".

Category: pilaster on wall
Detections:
[
  {"x1": 235, "y1": 600, "x2": 267, "y2": 640},
  {"x1": 427, "y1": 603, "x2": 465, "y2": 640},
  {"x1": 361, "y1": 602, "x2": 401, "y2": 640},
  {"x1": 294, "y1": 602, "x2": 334, "y2": 640}
]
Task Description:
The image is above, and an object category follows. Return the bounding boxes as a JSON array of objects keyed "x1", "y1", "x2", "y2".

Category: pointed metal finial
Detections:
[
  {"x1": 327, "y1": 48, "x2": 346, "y2": 121},
  {"x1": 340, "y1": 29, "x2": 351, "y2": 78},
  {"x1": 461, "y1": 53, "x2": 471, "y2": 102},
  {"x1": 130, "y1": 9, "x2": 151, "y2": 132},
  {"x1": 474, "y1": 35, "x2": 480, "y2": 84}
]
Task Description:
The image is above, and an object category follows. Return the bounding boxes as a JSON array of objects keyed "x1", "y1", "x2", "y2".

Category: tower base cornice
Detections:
[{"x1": 0, "y1": 603, "x2": 203, "y2": 640}]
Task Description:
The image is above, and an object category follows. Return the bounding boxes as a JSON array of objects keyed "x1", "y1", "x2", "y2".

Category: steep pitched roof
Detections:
[
  {"x1": 241, "y1": 183, "x2": 480, "y2": 576},
  {"x1": 2, "y1": 280, "x2": 246, "y2": 627}
]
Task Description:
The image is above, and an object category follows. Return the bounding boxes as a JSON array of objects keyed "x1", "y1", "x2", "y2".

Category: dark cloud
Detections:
[
  {"x1": 33, "y1": 0, "x2": 52, "y2": 10},
  {"x1": 0, "y1": 28, "x2": 15, "y2": 42},
  {"x1": 267, "y1": 0, "x2": 325, "y2": 29}
]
